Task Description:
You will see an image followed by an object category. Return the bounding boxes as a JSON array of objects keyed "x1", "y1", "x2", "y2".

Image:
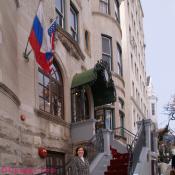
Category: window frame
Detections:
[
  {"x1": 38, "y1": 60, "x2": 64, "y2": 120},
  {"x1": 116, "y1": 43, "x2": 123, "y2": 77},
  {"x1": 71, "y1": 87, "x2": 90, "y2": 123},
  {"x1": 99, "y1": 0, "x2": 109, "y2": 14},
  {"x1": 114, "y1": 0, "x2": 120, "y2": 22},
  {"x1": 119, "y1": 110, "x2": 125, "y2": 136},
  {"x1": 55, "y1": 0, "x2": 65, "y2": 28},
  {"x1": 102, "y1": 34, "x2": 112, "y2": 70},
  {"x1": 70, "y1": 3, "x2": 78, "y2": 42}
]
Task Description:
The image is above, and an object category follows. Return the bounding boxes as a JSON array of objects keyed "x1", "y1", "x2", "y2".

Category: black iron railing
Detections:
[
  {"x1": 128, "y1": 121, "x2": 146, "y2": 175},
  {"x1": 113, "y1": 127, "x2": 137, "y2": 146},
  {"x1": 34, "y1": 158, "x2": 76, "y2": 175},
  {"x1": 35, "y1": 129, "x2": 104, "y2": 175}
]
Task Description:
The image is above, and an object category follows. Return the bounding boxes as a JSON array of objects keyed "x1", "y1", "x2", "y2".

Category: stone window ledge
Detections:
[{"x1": 34, "y1": 108, "x2": 70, "y2": 128}]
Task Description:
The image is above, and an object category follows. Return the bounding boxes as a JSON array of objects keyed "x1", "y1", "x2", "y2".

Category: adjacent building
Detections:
[
  {"x1": 120, "y1": 0, "x2": 148, "y2": 133},
  {"x1": 147, "y1": 76, "x2": 158, "y2": 125}
]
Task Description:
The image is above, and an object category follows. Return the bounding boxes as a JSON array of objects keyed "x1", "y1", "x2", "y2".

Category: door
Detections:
[{"x1": 46, "y1": 151, "x2": 65, "y2": 175}]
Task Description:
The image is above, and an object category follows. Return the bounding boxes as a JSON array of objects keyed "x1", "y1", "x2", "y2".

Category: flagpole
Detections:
[
  {"x1": 23, "y1": 0, "x2": 42, "y2": 61},
  {"x1": 23, "y1": 39, "x2": 32, "y2": 61}
]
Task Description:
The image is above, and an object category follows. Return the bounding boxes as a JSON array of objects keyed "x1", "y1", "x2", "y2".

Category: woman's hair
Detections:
[{"x1": 75, "y1": 146, "x2": 87, "y2": 158}]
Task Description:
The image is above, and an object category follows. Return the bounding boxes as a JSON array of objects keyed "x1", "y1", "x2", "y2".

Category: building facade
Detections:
[
  {"x1": 0, "y1": 0, "x2": 127, "y2": 169},
  {"x1": 147, "y1": 76, "x2": 158, "y2": 125},
  {"x1": 120, "y1": 0, "x2": 148, "y2": 133}
]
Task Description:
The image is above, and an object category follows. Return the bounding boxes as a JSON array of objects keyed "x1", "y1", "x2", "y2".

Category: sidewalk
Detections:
[{"x1": 159, "y1": 162, "x2": 171, "y2": 175}]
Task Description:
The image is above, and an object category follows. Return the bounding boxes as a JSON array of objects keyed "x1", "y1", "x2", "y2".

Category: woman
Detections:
[{"x1": 73, "y1": 146, "x2": 90, "y2": 175}]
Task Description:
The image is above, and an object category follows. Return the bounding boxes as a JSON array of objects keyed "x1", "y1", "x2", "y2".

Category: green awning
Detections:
[
  {"x1": 71, "y1": 61, "x2": 116, "y2": 107},
  {"x1": 92, "y1": 82, "x2": 116, "y2": 106},
  {"x1": 71, "y1": 68, "x2": 97, "y2": 89}
]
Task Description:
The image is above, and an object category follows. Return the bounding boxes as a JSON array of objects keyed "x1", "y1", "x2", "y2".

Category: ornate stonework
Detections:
[{"x1": 56, "y1": 27, "x2": 85, "y2": 61}]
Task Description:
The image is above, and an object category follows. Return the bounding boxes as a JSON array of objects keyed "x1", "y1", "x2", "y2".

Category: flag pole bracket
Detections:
[{"x1": 23, "y1": 50, "x2": 31, "y2": 62}]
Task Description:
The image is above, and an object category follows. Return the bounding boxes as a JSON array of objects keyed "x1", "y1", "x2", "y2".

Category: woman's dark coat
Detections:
[{"x1": 72, "y1": 156, "x2": 89, "y2": 175}]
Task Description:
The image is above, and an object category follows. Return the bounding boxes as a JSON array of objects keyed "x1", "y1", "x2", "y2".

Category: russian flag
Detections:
[{"x1": 29, "y1": 1, "x2": 53, "y2": 74}]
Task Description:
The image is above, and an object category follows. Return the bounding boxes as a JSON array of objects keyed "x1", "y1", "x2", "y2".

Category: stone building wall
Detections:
[{"x1": 0, "y1": 0, "x2": 125, "y2": 168}]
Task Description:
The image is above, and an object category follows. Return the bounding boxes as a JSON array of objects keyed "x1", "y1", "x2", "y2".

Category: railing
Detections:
[
  {"x1": 113, "y1": 127, "x2": 137, "y2": 146},
  {"x1": 34, "y1": 157, "x2": 76, "y2": 175},
  {"x1": 34, "y1": 129, "x2": 105, "y2": 175},
  {"x1": 128, "y1": 120, "x2": 146, "y2": 175}
]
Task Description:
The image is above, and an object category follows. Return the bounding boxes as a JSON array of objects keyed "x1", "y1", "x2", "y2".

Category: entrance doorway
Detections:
[{"x1": 46, "y1": 151, "x2": 65, "y2": 175}]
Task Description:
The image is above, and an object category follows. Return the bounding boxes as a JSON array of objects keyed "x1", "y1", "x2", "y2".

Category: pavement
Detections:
[{"x1": 159, "y1": 162, "x2": 172, "y2": 175}]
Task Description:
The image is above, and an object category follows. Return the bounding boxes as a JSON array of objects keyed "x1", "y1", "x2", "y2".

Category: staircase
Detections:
[{"x1": 104, "y1": 146, "x2": 130, "y2": 175}]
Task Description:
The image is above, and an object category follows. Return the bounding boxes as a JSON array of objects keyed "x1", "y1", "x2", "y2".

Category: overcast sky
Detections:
[{"x1": 141, "y1": 0, "x2": 175, "y2": 130}]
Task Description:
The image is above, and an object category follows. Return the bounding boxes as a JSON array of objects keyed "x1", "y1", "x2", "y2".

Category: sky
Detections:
[{"x1": 141, "y1": 0, "x2": 175, "y2": 130}]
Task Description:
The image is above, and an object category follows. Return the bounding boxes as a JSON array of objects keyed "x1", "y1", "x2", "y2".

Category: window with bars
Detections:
[
  {"x1": 38, "y1": 60, "x2": 64, "y2": 119},
  {"x1": 55, "y1": 0, "x2": 64, "y2": 28},
  {"x1": 99, "y1": 0, "x2": 109, "y2": 14},
  {"x1": 70, "y1": 4, "x2": 78, "y2": 41},
  {"x1": 102, "y1": 35, "x2": 112, "y2": 70}
]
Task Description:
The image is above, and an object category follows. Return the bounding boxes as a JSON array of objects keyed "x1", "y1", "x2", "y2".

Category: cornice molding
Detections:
[
  {"x1": 56, "y1": 27, "x2": 85, "y2": 61},
  {"x1": 92, "y1": 11, "x2": 122, "y2": 37}
]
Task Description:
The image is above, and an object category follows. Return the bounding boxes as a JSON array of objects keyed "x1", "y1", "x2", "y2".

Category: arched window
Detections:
[{"x1": 38, "y1": 59, "x2": 64, "y2": 119}]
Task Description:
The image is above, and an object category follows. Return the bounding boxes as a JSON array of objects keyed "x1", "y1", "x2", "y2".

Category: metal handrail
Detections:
[
  {"x1": 113, "y1": 127, "x2": 137, "y2": 146},
  {"x1": 35, "y1": 129, "x2": 105, "y2": 175},
  {"x1": 128, "y1": 120, "x2": 146, "y2": 175},
  {"x1": 34, "y1": 157, "x2": 75, "y2": 175}
]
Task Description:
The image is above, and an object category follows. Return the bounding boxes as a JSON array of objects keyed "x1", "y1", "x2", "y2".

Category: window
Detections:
[
  {"x1": 95, "y1": 108, "x2": 114, "y2": 131},
  {"x1": 46, "y1": 151, "x2": 65, "y2": 175},
  {"x1": 114, "y1": 0, "x2": 120, "y2": 22},
  {"x1": 116, "y1": 43, "x2": 123, "y2": 76},
  {"x1": 38, "y1": 60, "x2": 64, "y2": 119},
  {"x1": 105, "y1": 109, "x2": 113, "y2": 130},
  {"x1": 132, "y1": 81, "x2": 135, "y2": 97},
  {"x1": 119, "y1": 111, "x2": 125, "y2": 136},
  {"x1": 100, "y1": 0, "x2": 109, "y2": 14},
  {"x1": 133, "y1": 109, "x2": 136, "y2": 127},
  {"x1": 85, "y1": 31, "x2": 89, "y2": 50},
  {"x1": 70, "y1": 4, "x2": 78, "y2": 41},
  {"x1": 102, "y1": 35, "x2": 112, "y2": 70},
  {"x1": 118, "y1": 97, "x2": 124, "y2": 109},
  {"x1": 71, "y1": 88, "x2": 90, "y2": 122},
  {"x1": 85, "y1": 30, "x2": 90, "y2": 53},
  {"x1": 55, "y1": 0, "x2": 64, "y2": 28},
  {"x1": 131, "y1": 54, "x2": 133, "y2": 71},
  {"x1": 151, "y1": 103, "x2": 155, "y2": 115}
]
